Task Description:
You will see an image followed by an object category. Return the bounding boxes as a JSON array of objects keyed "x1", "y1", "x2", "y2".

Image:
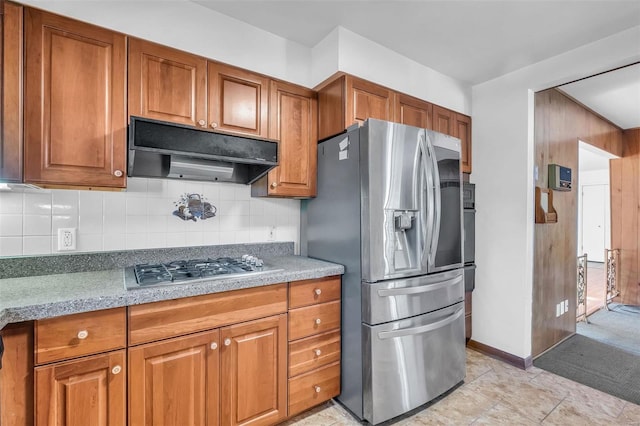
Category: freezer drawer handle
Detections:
[
  {"x1": 377, "y1": 307, "x2": 464, "y2": 340},
  {"x1": 376, "y1": 275, "x2": 463, "y2": 297}
]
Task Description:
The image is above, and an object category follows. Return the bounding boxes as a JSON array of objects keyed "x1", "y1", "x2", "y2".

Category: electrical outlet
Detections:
[
  {"x1": 556, "y1": 303, "x2": 561, "y2": 317},
  {"x1": 267, "y1": 225, "x2": 276, "y2": 241},
  {"x1": 564, "y1": 300, "x2": 569, "y2": 312},
  {"x1": 57, "y1": 228, "x2": 77, "y2": 251}
]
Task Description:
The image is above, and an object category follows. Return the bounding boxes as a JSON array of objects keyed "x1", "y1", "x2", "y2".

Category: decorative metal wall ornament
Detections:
[
  {"x1": 605, "y1": 248, "x2": 620, "y2": 310},
  {"x1": 173, "y1": 193, "x2": 217, "y2": 221},
  {"x1": 576, "y1": 254, "x2": 588, "y2": 323}
]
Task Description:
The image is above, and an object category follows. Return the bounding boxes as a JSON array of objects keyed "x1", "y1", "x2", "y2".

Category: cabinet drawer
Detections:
[
  {"x1": 288, "y1": 361, "x2": 340, "y2": 417},
  {"x1": 289, "y1": 276, "x2": 340, "y2": 308},
  {"x1": 129, "y1": 283, "x2": 287, "y2": 345},
  {"x1": 289, "y1": 330, "x2": 340, "y2": 377},
  {"x1": 288, "y1": 300, "x2": 340, "y2": 341},
  {"x1": 35, "y1": 308, "x2": 126, "y2": 365}
]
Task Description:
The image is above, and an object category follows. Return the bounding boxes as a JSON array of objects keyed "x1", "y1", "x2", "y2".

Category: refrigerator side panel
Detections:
[{"x1": 303, "y1": 129, "x2": 364, "y2": 419}]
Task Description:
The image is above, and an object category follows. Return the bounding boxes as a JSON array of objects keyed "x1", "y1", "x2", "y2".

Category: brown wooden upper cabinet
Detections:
[
  {"x1": 432, "y1": 104, "x2": 455, "y2": 136},
  {"x1": 252, "y1": 80, "x2": 318, "y2": 198},
  {"x1": 0, "y1": 1, "x2": 23, "y2": 183},
  {"x1": 316, "y1": 74, "x2": 470, "y2": 176},
  {"x1": 24, "y1": 8, "x2": 127, "y2": 188},
  {"x1": 454, "y1": 113, "x2": 472, "y2": 174},
  {"x1": 432, "y1": 105, "x2": 472, "y2": 173},
  {"x1": 128, "y1": 38, "x2": 207, "y2": 129},
  {"x1": 208, "y1": 62, "x2": 269, "y2": 138},
  {"x1": 317, "y1": 74, "x2": 393, "y2": 140},
  {"x1": 394, "y1": 93, "x2": 432, "y2": 129}
]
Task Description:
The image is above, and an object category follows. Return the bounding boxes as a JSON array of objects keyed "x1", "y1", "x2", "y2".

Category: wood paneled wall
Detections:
[
  {"x1": 532, "y1": 89, "x2": 623, "y2": 357},
  {"x1": 611, "y1": 128, "x2": 640, "y2": 305}
]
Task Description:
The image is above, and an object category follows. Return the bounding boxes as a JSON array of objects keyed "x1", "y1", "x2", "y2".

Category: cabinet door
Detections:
[
  {"x1": 455, "y1": 113, "x2": 472, "y2": 174},
  {"x1": 24, "y1": 9, "x2": 126, "y2": 188},
  {"x1": 208, "y1": 62, "x2": 269, "y2": 138},
  {"x1": 394, "y1": 93, "x2": 432, "y2": 129},
  {"x1": 431, "y1": 105, "x2": 455, "y2": 136},
  {"x1": 1, "y1": 2, "x2": 23, "y2": 182},
  {"x1": 35, "y1": 350, "x2": 126, "y2": 426},
  {"x1": 128, "y1": 38, "x2": 207, "y2": 128},
  {"x1": 129, "y1": 330, "x2": 220, "y2": 426},
  {"x1": 220, "y1": 314, "x2": 287, "y2": 426},
  {"x1": 266, "y1": 80, "x2": 317, "y2": 198},
  {"x1": 346, "y1": 76, "x2": 393, "y2": 126}
]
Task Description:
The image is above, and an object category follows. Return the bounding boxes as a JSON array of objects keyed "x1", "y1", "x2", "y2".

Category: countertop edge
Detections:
[{"x1": 0, "y1": 259, "x2": 344, "y2": 330}]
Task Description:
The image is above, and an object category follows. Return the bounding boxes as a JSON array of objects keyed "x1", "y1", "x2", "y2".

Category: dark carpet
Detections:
[{"x1": 534, "y1": 304, "x2": 640, "y2": 405}]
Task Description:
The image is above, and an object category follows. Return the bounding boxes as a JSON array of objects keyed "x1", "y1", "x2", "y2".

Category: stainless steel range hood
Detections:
[{"x1": 128, "y1": 116, "x2": 278, "y2": 184}]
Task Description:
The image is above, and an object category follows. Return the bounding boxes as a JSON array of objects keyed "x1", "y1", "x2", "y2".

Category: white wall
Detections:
[
  {"x1": 471, "y1": 25, "x2": 640, "y2": 358},
  {"x1": 18, "y1": 0, "x2": 312, "y2": 87},
  {"x1": 332, "y1": 27, "x2": 472, "y2": 115},
  {"x1": 0, "y1": 178, "x2": 300, "y2": 256}
]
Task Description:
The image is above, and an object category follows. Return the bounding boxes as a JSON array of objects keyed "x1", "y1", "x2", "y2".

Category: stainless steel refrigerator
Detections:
[{"x1": 302, "y1": 119, "x2": 466, "y2": 424}]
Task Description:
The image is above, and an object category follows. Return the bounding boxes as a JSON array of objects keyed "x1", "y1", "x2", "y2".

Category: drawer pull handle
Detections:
[
  {"x1": 211, "y1": 342, "x2": 218, "y2": 350},
  {"x1": 113, "y1": 170, "x2": 123, "y2": 178},
  {"x1": 314, "y1": 386, "x2": 321, "y2": 393},
  {"x1": 314, "y1": 349, "x2": 322, "y2": 356},
  {"x1": 198, "y1": 119, "x2": 206, "y2": 127},
  {"x1": 224, "y1": 338, "x2": 231, "y2": 346},
  {"x1": 211, "y1": 122, "x2": 218, "y2": 129},
  {"x1": 77, "y1": 330, "x2": 89, "y2": 340},
  {"x1": 315, "y1": 318, "x2": 322, "y2": 325},
  {"x1": 111, "y1": 365, "x2": 122, "y2": 375},
  {"x1": 314, "y1": 288, "x2": 322, "y2": 296}
]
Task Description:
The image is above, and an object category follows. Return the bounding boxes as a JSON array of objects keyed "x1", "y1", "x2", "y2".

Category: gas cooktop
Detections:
[{"x1": 124, "y1": 255, "x2": 281, "y2": 290}]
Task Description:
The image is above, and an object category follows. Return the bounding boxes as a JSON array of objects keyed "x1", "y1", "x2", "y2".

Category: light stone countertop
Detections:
[{"x1": 0, "y1": 255, "x2": 344, "y2": 329}]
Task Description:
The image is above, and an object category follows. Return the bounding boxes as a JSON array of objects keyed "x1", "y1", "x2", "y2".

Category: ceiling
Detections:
[
  {"x1": 192, "y1": 0, "x2": 640, "y2": 85},
  {"x1": 557, "y1": 63, "x2": 640, "y2": 130}
]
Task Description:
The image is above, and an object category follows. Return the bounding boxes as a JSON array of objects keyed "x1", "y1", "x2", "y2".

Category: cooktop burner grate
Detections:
[{"x1": 126, "y1": 255, "x2": 278, "y2": 289}]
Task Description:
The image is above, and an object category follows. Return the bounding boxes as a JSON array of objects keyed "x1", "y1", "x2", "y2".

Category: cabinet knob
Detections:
[
  {"x1": 314, "y1": 288, "x2": 322, "y2": 296},
  {"x1": 270, "y1": 182, "x2": 278, "y2": 189},
  {"x1": 314, "y1": 386, "x2": 321, "y2": 393},
  {"x1": 77, "y1": 330, "x2": 89, "y2": 340},
  {"x1": 211, "y1": 342, "x2": 218, "y2": 350},
  {"x1": 113, "y1": 170, "x2": 123, "y2": 178},
  {"x1": 224, "y1": 338, "x2": 231, "y2": 346},
  {"x1": 315, "y1": 318, "x2": 322, "y2": 325},
  {"x1": 111, "y1": 365, "x2": 122, "y2": 375},
  {"x1": 211, "y1": 122, "x2": 218, "y2": 129},
  {"x1": 314, "y1": 349, "x2": 322, "y2": 356},
  {"x1": 198, "y1": 119, "x2": 206, "y2": 127}
]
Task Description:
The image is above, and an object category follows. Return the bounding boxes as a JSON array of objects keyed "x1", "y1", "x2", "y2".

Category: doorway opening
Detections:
[{"x1": 577, "y1": 141, "x2": 618, "y2": 320}]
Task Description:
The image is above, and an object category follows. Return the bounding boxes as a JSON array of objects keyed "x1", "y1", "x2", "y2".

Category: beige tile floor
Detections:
[{"x1": 285, "y1": 348, "x2": 640, "y2": 425}]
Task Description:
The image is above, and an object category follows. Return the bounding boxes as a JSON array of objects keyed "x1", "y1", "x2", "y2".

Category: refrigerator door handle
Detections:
[
  {"x1": 377, "y1": 275, "x2": 463, "y2": 297},
  {"x1": 419, "y1": 133, "x2": 434, "y2": 268},
  {"x1": 377, "y1": 307, "x2": 464, "y2": 340},
  {"x1": 427, "y1": 138, "x2": 441, "y2": 266}
]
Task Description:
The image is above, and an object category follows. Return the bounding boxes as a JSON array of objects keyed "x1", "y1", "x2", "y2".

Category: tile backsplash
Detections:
[{"x1": 0, "y1": 178, "x2": 300, "y2": 257}]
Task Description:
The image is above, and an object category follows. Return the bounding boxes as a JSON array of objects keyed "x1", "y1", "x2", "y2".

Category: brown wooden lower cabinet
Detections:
[
  {"x1": 2, "y1": 278, "x2": 342, "y2": 426},
  {"x1": 288, "y1": 362, "x2": 340, "y2": 417},
  {"x1": 221, "y1": 314, "x2": 288, "y2": 426},
  {"x1": 128, "y1": 330, "x2": 220, "y2": 426},
  {"x1": 34, "y1": 350, "x2": 126, "y2": 426}
]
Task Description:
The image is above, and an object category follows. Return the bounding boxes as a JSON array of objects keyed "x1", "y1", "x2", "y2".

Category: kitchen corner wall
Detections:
[{"x1": 0, "y1": 178, "x2": 300, "y2": 257}]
